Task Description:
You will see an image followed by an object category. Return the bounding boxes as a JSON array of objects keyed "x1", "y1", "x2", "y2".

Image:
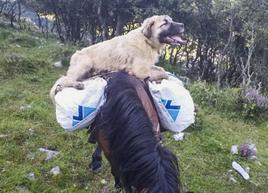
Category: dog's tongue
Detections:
[{"x1": 170, "y1": 35, "x2": 187, "y2": 45}]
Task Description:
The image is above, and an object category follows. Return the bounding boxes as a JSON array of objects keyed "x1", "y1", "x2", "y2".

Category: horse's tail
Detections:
[{"x1": 94, "y1": 71, "x2": 181, "y2": 193}]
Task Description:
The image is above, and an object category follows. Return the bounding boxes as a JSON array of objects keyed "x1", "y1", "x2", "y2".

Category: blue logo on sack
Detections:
[
  {"x1": 72, "y1": 105, "x2": 96, "y2": 126},
  {"x1": 161, "y1": 99, "x2": 180, "y2": 121}
]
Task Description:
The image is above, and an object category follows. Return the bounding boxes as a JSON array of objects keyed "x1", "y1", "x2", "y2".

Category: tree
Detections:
[{"x1": 6, "y1": 0, "x2": 267, "y2": 90}]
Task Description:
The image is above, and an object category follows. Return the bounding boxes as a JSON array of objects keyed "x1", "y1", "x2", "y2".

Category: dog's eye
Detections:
[{"x1": 161, "y1": 19, "x2": 169, "y2": 27}]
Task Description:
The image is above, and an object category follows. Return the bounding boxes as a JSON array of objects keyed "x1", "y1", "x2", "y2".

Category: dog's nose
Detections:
[{"x1": 178, "y1": 23, "x2": 184, "y2": 28}]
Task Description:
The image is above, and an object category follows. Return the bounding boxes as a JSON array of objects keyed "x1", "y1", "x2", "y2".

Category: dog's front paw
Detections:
[
  {"x1": 149, "y1": 71, "x2": 168, "y2": 82},
  {"x1": 154, "y1": 66, "x2": 166, "y2": 72},
  {"x1": 159, "y1": 71, "x2": 168, "y2": 79},
  {"x1": 75, "y1": 82, "x2": 84, "y2": 90}
]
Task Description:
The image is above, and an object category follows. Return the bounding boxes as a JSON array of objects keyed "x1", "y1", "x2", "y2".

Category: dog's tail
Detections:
[{"x1": 49, "y1": 76, "x2": 66, "y2": 105}]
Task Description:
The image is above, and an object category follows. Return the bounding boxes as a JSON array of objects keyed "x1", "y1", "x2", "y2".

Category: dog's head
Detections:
[{"x1": 141, "y1": 15, "x2": 186, "y2": 46}]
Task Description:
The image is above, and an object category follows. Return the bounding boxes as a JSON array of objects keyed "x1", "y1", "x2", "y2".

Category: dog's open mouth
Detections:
[{"x1": 163, "y1": 33, "x2": 187, "y2": 45}]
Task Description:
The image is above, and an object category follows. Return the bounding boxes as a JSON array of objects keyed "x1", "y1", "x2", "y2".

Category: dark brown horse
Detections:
[{"x1": 89, "y1": 72, "x2": 181, "y2": 193}]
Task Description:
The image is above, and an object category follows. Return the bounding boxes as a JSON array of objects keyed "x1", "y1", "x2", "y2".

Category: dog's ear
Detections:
[{"x1": 141, "y1": 18, "x2": 155, "y2": 39}]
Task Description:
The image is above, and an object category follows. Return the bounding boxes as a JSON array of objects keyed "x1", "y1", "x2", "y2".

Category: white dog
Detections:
[{"x1": 50, "y1": 15, "x2": 186, "y2": 101}]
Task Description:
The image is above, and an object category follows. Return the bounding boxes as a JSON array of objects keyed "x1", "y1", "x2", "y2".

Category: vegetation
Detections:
[
  {"x1": 0, "y1": 22, "x2": 268, "y2": 193},
  {"x1": 2, "y1": 0, "x2": 267, "y2": 90},
  {"x1": 0, "y1": 0, "x2": 268, "y2": 192}
]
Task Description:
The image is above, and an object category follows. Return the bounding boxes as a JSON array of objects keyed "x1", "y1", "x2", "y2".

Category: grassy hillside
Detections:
[{"x1": 0, "y1": 24, "x2": 267, "y2": 193}]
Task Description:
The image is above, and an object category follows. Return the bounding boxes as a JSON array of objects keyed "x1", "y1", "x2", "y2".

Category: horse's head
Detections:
[{"x1": 91, "y1": 72, "x2": 182, "y2": 193}]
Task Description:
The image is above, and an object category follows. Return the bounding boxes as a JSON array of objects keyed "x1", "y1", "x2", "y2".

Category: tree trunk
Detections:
[
  {"x1": 169, "y1": 47, "x2": 175, "y2": 65},
  {"x1": 17, "y1": 0, "x2": 21, "y2": 23},
  {"x1": 114, "y1": 14, "x2": 124, "y2": 36},
  {"x1": 263, "y1": 48, "x2": 268, "y2": 67},
  {"x1": 97, "y1": 3, "x2": 108, "y2": 41},
  {"x1": 217, "y1": 16, "x2": 234, "y2": 87}
]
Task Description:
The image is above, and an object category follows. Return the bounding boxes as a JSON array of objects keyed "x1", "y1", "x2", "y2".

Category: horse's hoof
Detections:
[
  {"x1": 92, "y1": 166, "x2": 102, "y2": 173},
  {"x1": 114, "y1": 179, "x2": 122, "y2": 189},
  {"x1": 114, "y1": 183, "x2": 122, "y2": 189},
  {"x1": 89, "y1": 162, "x2": 102, "y2": 173}
]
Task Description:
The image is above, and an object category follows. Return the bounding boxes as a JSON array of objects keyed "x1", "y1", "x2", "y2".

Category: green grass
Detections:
[{"x1": 0, "y1": 24, "x2": 268, "y2": 193}]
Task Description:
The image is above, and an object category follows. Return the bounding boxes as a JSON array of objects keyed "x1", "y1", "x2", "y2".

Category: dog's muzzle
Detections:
[{"x1": 159, "y1": 22, "x2": 187, "y2": 45}]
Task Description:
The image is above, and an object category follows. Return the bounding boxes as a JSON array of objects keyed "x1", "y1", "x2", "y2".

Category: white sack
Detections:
[
  {"x1": 54, "y1": 77, "x2": 107, "y2": 131},
  {"x1": 149, "y1": 74, "x2": 195, "y2": 132},
  {"x1": 54, "y1": 73, "x2": 195, "y2": 133}
]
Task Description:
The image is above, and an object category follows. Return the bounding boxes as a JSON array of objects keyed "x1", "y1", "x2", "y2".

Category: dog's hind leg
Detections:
[
  {"x1": 49, "y1": 75, "x2": 85, "y2": 104},
  {"x1": 66, "y1": 58, "x2": 96, "y2": 89}
]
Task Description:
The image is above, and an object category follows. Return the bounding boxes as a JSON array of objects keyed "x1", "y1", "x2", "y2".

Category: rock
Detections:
[
  {"x1": 28, "y1": 128, "x2": 34, "y2": 135},
  {"x1": 57, "y1": 41, "x2": 64, "y2": 46},
  {"x1": 231, "y1": 144, "x2": 257, "y2": 159},
  {"x1": 245, "y1": 166, "x2": 250, "y2": 173},
  {"x1": 50, "y1": 166, "x2": 60, "y2": 175},
  {"x1": 255, "y1": 160, "x2": 262, "y2": 166},
  {"x1": 173, "y1": 132, "x2": 185, "y2": 141},
  {"x1": 239, "y1": 144, "x2": 257, "y2": 158},
  {"x1": 227, "y1": 169, "x2": 237, "y2": 183},
  {"x1": 231, "y1": 145, "x2": 238, "y2": 154},
  {"x1": 16, "y1": 185, "x2": 30, "y2": 193},
  {"x1": 20, "y1": 105, "x2": 32, "y2": 111},
  {"x1": 102, "y1": 186, "x2": 109, "y2": 193},
  {"x1": 54, "y1": 61, "x2": 63, "y2": 68},
  {"x1": 249, "y1": 155, "x2": 257, "y2": 160},
  {"x1": 101, "y1": 179, "x2": 107, "y2": 185},
  {"x1": 232, "y1": 161, "x2": 250, "y2": 180},
  {"x1": 0, "y1": 134, "x2": 9, "y2": 138},
  {"x1": 26, "y1": 152, "x2": 35, "y2": 160},
  {"x1": 26, "y1": 172, "x2": 35, "y2": 181},
  {"x1": 229, "y1": 176, "x2": 237, "y2": 183},
  {"x1": 38, "y1": 148, "x2": 59, "y2": 161}
]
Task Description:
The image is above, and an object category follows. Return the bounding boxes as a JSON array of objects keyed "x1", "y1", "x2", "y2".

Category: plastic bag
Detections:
[
  {"x1": 149, "y1": 74, "x2": 195, "y2": 132},
  {"x1": 54, "y1": 73, "x2": 195, "y2": 133},
  {"x1": 54, "y1": 77, "x2": 107, "y2": 131}
]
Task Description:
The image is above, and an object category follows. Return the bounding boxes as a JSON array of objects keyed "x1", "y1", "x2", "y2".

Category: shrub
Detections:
[
  {"x1": 238, "y1": 87, "x2": 268, "y2": 119},
  {"x1": 188, "y1": 82, "x2": 268, "y2": 120},
  {"x1": 0, "y1": 53, "x2": 50, "y2": 79},
  {"x1": 0, "y1": 30, "x2": 13, "y2": 40},
  {"x1": 8, "y1": 34, "x2": 41, "y2": 48},
  {"x1": 60, "y1": 48, "x2": 76, "y2": 66},
  {"x1": 188, "y1": 82, "x2": 240, "y2": 112}
]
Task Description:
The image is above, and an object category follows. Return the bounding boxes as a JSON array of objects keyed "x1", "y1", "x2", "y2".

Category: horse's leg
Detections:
[
  {"x1": 90, "y1": 144, "x2": 102, "y2": 173},
  {"x1": 111, "y1": 166, "x2": 122, "y2": 189}
]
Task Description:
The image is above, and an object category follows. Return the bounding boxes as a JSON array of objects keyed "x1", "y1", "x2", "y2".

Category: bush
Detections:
[
  {"x1": 0, "y1": 53, "x2": 50, "y2": 79},
  {"x1": 8, "y1": 34, "x2": 41, "y2": 48},
  {"x1": 188, "y1": 82, "x2": 268, "y2": 120},
  {"x1": 188, "y1": 82, "x2": 240, "y2": 112},
  {"x1": 238, "y1": 87, "x2": 268, "y2": 119},
  {"x1": 0, "y1": 30, "x2": 13, "y2": 40},
  {"x1": 60, "y1": 48, "x2": 75, "y2": 66}
]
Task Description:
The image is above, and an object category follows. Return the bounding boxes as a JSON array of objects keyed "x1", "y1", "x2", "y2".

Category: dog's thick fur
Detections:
[{"x1": 50, "y1": 15, "x2": 185, "y2": 102}]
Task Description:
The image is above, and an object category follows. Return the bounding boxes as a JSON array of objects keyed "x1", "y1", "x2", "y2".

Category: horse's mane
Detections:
[{"x1": 94, "y1": 72, "x2": 181, "y2": 193}]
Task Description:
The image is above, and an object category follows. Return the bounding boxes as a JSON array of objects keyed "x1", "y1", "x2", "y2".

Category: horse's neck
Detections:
[{"x1": 128, "y1": 76, "x2": 161, "y2": 140}]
